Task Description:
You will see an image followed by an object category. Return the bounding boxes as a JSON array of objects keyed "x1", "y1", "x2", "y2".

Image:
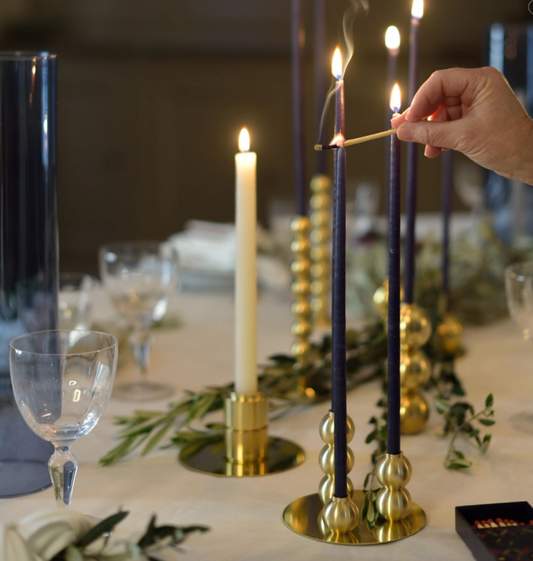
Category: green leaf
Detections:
[
  {"x1": 77, "y1": 511, "x2": 129, "y2": 548},
  {"x1": 453, "y1": 450, "x2": 466, "y2": 460},
  {"x1": 435, "y1": 398, "x2": 450, "y2": 414},
  {"x1": 478, "y1": 419, "x2": 495, "y2": 427},
  {"x1": 142, "y1": 418, "x2": 176, "y2": 456},
  {"x1": 445, "y1": 458, "x2": 472, "y2": 470},
  {"x1": 485, "y1": 394, "x2": 494, "y2": 409},
  {"x1": 482, "y1": 434, "x2": 492, "y2": 452}
]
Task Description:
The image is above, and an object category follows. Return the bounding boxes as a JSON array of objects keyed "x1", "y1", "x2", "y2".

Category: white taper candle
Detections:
[{"x1": 235, "y1": 128, "x2": 258, "y2": 394}]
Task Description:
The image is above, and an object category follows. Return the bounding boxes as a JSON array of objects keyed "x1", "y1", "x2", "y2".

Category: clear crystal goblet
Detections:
[
  {"x1": 9, "y1": 330, "x2": 118, "y2": 507},
  {"x1": 99, "y1": 241, "x2": 178, "y2": 401},
  {"x1": 505, "y1": 261, "x2": 533, "y2": 432}
]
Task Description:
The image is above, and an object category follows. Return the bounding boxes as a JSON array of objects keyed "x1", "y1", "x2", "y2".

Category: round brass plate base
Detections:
[
  {"x1": 179, "y1": 435, "x2": 305, "y2": 477},
  {"x1": 283, "y1": 491, "x2": 426, "y2": 545}
]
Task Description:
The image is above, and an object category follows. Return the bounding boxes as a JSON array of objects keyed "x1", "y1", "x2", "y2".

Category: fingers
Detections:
[
  {"x1": 406, "y1": 68, "x2": 478, "y2": 122},
  {"x1": 396, "y1": 120, "x2": 462, "y2": 151}
]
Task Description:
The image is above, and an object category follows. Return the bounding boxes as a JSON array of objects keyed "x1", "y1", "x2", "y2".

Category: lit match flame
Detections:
[
  {"x1": 330, "y1": 133, "x2": 345, "y2": 147},
  {"x1": 385, "y1": 26, "x2": 401, "y2": 50},
  {"x1": 332, "y1": 48, "x2": 343, "y2": 80},
  {"x1": 238, "y1": 128, "x2": 250, "y2": 152},
  {"x1": 390, "y1": 83, "x2": 401, "y2": 113},
  {"x1": 411, "y1": 0, "x2": 423, "y2": 20}
]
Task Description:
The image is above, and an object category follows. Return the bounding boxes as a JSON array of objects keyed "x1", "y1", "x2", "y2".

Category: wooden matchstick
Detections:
[{"x1": 314, "y1": 128, "x2": 397, "y2": 151}]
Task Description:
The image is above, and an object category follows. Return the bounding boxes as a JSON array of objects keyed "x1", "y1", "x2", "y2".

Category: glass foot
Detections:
[
  {"x1": 113, "y1": 381, "x2": 174, "y2": 401},
  {"x1": 509, "y1": 411, "x2": 533, "y2": 434}
]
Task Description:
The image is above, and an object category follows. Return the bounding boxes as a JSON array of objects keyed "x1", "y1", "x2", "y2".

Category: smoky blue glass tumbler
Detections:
[{"x1": 0, "y1": 52, "x2": 58, "y2": 497}]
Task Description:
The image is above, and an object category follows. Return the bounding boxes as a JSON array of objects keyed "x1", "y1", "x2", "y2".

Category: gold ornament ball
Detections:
[
  {"x1": 373, "y1": 283, "x2": 389, "y2": 316},
  {"x1": 310, "y1": 174, "x2": 331, "y2": 195},
  {"x1": 376, "y1": 487, "x2": 412, "y2": 522},
  {"x1": 290, "y1": 258, "x2": 312, "y2": 277},
  {"x1": 400, "y1": 348, "x2": 431, "y2": 390},
  {"x1": 322, "y1": 496, "x2": 359, "y2": 534},
  {"x1": 319, "y1": 445, "x2": 354, "y2": 475},
  {"x1": 290, "y1": 216, "x2": 311, "y2": 235},
  {"x1": 437, "y1": 313, "x2": 463, "y2": 354},
  {"x1": 319, "y1": 412, "x2": 355, "y2": 444},
  {"x1": 291, "y1": 279, "x2": 311, "y2": 297},
  {"x1": 400, "y1": 391, "x2": 429, "y2": 434},
  {"x1": 310, "y1": 246, "x2": 328, "y2": 262},
  {"x1": 319, "y1": 475, "x2": 354, "y2": 505},
  {"x1": 375, "y1": 452, "x2": 412, "y2": 489},
  {"x1": 290, "y1": 341, "x2": 311, "y2": 361},
  {"x1": 400, "y1": 303, "x2": 432, "y2": 348}
]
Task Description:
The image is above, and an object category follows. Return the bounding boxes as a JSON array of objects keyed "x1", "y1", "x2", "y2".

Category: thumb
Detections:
[{"x1": 396, "y1": 120, "x2": 464, "y2": 151}]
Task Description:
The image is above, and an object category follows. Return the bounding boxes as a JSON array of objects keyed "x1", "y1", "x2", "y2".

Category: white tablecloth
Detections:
[{"x1": 1, "y1": 290, "x2": 531, "y2": 560}]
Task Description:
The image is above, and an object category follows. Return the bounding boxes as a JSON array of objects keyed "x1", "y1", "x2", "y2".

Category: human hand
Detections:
[{"x1": 391, "y1": 67, "x2": 533, "y2": 186}]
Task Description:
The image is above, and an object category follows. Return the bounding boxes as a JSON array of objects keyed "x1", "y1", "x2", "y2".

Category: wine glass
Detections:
[
  {"x1": 99, "y1": 241, "x2": 179, "y2": 400},
  {"x1": 58, "y1": 273, "x2": 99, "y2": 330},
  {"x1": 9, "y1": 330, "x2": 118, "y2": 507},
  {"x1": 505, "y1": 261, "x2": 533, "y2": 432}
]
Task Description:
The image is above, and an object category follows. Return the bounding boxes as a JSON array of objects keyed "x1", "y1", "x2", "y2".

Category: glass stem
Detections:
[
  {"x1": 49, "y1": 445, "x2": 78, "y2": 508},
  {"x1": 129, "y1": 329, "x2": 153, "y2": 378}
]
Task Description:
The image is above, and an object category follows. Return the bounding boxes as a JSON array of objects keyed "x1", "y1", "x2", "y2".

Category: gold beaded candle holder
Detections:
[
  {"x1": 283, "y1": 412, "x2": 426, "y2": 544},
  {"x1": 179, "y1": 392, "x2": 305, "y2": 477},
  {"x1": 290, "y1": 216, "x2": 313, "y2": 365},
  {"x1": 309, "y1": 174, "x2": 332, "y2": 330},
  {"x1": 399, "y1": 303, "x2": 432, "y2": 434}
]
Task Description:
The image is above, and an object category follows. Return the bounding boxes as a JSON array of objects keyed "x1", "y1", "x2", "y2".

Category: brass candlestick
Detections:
[
  {"x1": 290, "y1": 216, "x2": 312, "y2": 364},
  {"x1": 373, "y1": 451, "x2": 426, "y2": 541},
  {"x1": 283, "y1": 415, "x2": 426, "y2": 545},
  {"x1": 179, "y1": 391, "x2": 305, "y2": 477},
  {"x1": 399, "y1": 303, "x2": 432, "y2": 434},
  {"x1": 310, "y1": 174, "x2": 332, "y2": 330}
]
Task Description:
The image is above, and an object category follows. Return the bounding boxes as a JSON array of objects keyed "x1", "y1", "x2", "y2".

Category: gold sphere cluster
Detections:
[
  {"x1": 375, "y1": 452, "x2": 413, "y2": 522},
  {"x1": 399, "y1": 303, "x2": 431, "y2": 435}
]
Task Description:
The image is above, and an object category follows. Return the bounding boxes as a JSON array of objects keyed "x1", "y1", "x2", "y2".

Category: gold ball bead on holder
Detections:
[
  {"x1": 400, "y1": 303, "x2": 431, "y2": 348},
  {"x1": 400, "y1": 348, "x2": 431, "y2": 390},
  {"x1": 436, "y1": 312, "x2": 463, "y2": 355},
  {"x1": 400, "y1": 392, "x2": 430, "y2": 435},
  {"x1": 309, "y1": 174, "x2": 332, "y2": 330},
  {"x1": 322, "y1": 496, "x2": 359, "y2": 535},
  {"x1": 375, "y1": 452, "x2": 413, "y2": 522},
  {"x1": 317, "y1": 411, "x2": 356, "y2": 504}
]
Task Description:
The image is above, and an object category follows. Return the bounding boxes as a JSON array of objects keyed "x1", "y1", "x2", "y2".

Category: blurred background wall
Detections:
[{"x1": 0, "y1": 0, "x2": 530, "y2": 273}]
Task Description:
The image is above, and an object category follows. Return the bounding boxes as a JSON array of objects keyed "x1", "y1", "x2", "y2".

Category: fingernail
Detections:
[
  {"x1": 424, "y1": 146, "x2": 430, "y2": 157},
  {"x1": 397, "y1": 124, "x2": 413, "y2": 141}
]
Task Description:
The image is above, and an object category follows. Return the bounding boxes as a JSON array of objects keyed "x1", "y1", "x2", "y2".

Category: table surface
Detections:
[{"x1": 1, "y1": 289, "x2": 531, "y2": 561}]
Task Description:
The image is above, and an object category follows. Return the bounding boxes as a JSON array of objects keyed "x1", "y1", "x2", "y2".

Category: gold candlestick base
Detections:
[
  {"x1": 179, "y1": 392, "x2": 305, "y2": 477},
  {"x1": 283, "y1": 491, "x2": 426, "y2": 545}
]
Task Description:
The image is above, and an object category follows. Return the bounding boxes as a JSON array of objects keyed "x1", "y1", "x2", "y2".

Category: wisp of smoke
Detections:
[{"x1": 316, "y1": 0, "x2": 369, "y2": 144}]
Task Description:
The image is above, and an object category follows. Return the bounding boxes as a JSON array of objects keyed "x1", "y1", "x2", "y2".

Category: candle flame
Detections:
[
  {"x1": 385, "y1": 26, "x2": 401, "y2": 50},
  {"x1": 390, "y1": 83, "x2": 401, "y2": 113},
  {"x1": 411, "y1": 0, "x2": 423, "y2": 19},
  {"x1": 331, "y1": 48, "x2": 343, "y2": 80},
  {"x1": 330, "y1": 133, "x2": 345, "y2": 147},
  {"x1": 238, "y1": 128, "x2": 250, "y2": 152}
]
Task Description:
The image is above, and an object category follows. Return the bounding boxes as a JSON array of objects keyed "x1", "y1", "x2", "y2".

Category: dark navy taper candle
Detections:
[
  {"x1": 404, "y1": 8, "x2": 422, "y2": 304},
  {"x1": 291, "y1": 0, "x2": 307, "y2": 216},
  {"x1": 332, "y1": 146, "x2": 347, "y2": 497},
  {"x1": 0, "y1": 52, "x2": 58, "y2": 497},
  {"x1": 441, "y1": 150, "x2": 453, "y2": 312},
  {"x1": 384, "y1": 27, "x2": 400, "y2": 242},
  {"x1": 313, "y1": 0, "x2": 327, "y2": 175},
  {"x1": 388, "y1": 108, "x2": 402, "y2": 456}
]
